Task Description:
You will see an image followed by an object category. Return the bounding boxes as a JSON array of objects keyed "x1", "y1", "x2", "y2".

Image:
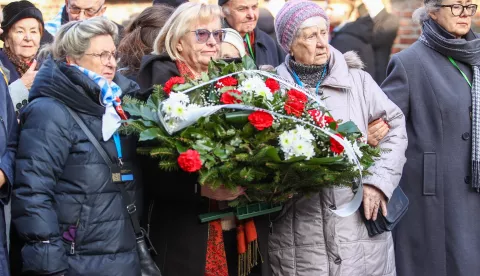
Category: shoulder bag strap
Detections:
[{"x1": 64, "y1": 106, "x2": 143, "y2": 238}]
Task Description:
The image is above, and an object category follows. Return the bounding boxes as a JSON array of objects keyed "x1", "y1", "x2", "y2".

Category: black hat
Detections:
[
  {"x1": 218, "y1": 0, "x2": 229, "y2": 6},
  {"x1": 152, "y1": 0, "x2": 188, "y2": 8},
  {"x1": 1, "y1": 1, "x2": 44, "y2": 38}
]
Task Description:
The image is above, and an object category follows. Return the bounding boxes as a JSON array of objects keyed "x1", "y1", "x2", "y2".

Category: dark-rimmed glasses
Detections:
[
  {"x1": 436, "y1": 4, "x2": 478, "y2": 16},
  {"x1": 68, "y1": 4, "x2": 104, "y2": 17},
  {"x1": 85, "y1": 51, "x2": 119, "y2": 65},
  {"x1": 191, "y1": 29, "x2": 226, "y2": 44}
]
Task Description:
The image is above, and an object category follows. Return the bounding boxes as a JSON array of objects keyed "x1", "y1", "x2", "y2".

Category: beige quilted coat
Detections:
[{"x1": 269, "y1": 46, "x2": 407, "y2": 276}]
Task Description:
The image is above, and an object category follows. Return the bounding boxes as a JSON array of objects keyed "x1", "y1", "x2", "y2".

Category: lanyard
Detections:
[
  {"x1": 112, "y1": 132, "x2": 123, "y2": 166},
  {"x1": 448, "y1": 56, "x2": 472, "y2": 88},
  {"x1": 245, "y1": 33, "x2": 255, "y2": 60},
  {"x1": 291, "y1": 66, "x2": 327, "y2": 95}
]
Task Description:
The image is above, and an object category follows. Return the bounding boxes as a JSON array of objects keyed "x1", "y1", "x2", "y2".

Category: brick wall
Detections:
[{"x1": 391, "y1": 0, "x2": 480, "y2": 53}]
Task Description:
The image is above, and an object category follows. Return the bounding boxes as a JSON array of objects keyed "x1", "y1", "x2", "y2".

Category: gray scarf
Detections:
[{"x1": 419, "y1": 19, "x2": 480, "y2": 190}]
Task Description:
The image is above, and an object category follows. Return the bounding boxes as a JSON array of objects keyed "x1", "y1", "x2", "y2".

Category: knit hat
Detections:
[
  {"x1": 275, "y1": 0, "x2": 329, "y2": 53},
  {"x1": 1, "y1": 1, "x2": 44, "y2": 40},
  {"x1": 223, "y1": 28, "x2": 246, "y2": 57}
]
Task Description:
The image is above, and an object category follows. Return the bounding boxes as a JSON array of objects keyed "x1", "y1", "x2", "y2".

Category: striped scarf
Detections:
[
  {"x1": 419, "y1": 18, "x2": 480, "y2": 190},
  {"x1": 70, "y1": 64, "x2": 123, "y2": 141}
]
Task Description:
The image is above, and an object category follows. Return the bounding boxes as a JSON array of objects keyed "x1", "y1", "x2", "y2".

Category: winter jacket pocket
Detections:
[{"x1": 423, "y1": 152, "x2": 436, "y2": 196}]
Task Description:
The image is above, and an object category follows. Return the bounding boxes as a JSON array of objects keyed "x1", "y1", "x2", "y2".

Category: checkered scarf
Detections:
[{"x1": 419, "y1": 19, "x2": 480, "y2": 190}]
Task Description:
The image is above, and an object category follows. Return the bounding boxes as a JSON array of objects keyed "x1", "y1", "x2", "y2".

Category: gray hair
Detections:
[
  {"x1": 412, "y1": 0, "x2": 442, "y2": 23},
  {"x1": 39, "y1": 17, "x2": 118, "y2": 61}
]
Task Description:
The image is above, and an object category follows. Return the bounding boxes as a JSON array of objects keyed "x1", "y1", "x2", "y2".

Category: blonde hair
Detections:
[
  {"x1": 39, "y1": 17, "x2": 118, "y2": 61},
  {"x1": 153, "y1": 2, "x2": 223, "y2": 61}
]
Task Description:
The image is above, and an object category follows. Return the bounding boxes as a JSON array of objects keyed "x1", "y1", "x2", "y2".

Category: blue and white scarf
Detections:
[
  {"x1": 71, "y1": 64, "x2": 123, "y2": 141},
  {"x1": 45, "y1": 5, "x2": 64, "y2": 36}
]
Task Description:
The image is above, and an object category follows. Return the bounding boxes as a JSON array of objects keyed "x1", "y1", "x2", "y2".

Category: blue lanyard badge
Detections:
[
  {"x1": 291, "y1": 66, "x2": 327, "y2": 96},
  {"x1": 112, "y1": 132, "x2": 134, "y2": 182}
]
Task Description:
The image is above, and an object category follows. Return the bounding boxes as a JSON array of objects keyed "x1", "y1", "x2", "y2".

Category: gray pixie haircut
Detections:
[
  {"x1": 412, "y1": 0, "x2": 442, "y2": 23},
  {"x1": 39, "y1": 17, "x2": 118, "y2": 61}
]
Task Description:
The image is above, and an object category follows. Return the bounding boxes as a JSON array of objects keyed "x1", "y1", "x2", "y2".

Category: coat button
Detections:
[
  {"x1": 334, "y1": 257, "x2": 342, "y2": 265},
  {"x1": 465, "y1": 176, "x2": 471, "y2": 184},
  {"x1": 462, "y1": 132, "x2": 471, "y2": 140},
  {"x1": 329, "y1": 204, "x2": 336, "y2": 210}
]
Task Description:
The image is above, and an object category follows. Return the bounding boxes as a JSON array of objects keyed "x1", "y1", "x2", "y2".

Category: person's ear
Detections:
[{"x1": 66, "y1": 55, "x2": 76, "y2": 65}]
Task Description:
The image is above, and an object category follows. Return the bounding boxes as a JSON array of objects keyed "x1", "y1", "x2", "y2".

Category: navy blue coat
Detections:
[
  {"x1": 0, "y1": 61, "x2": 18, "y2": 276},
  {"x1": 12, "y1": 58, "x2": 142, "y2": 276}
]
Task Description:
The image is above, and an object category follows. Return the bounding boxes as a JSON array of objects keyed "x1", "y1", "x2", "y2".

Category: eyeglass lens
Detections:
[{"x1": 195, "y1": 29, "x2": 225, "y2": 43}]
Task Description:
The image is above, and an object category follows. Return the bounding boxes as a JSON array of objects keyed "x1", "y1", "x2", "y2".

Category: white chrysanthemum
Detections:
[
  {"x1": 162, "y1": 102, "x2": 173, "y2": 115},
  {"x1": 168, "y1": 92, "x2": 190, "y2": 104},
  {"x1": 254, "y1": 83, "x2": 273, "y2": 100},
  {"x1": 279, "y1": 131, "x2": 295, "y2": 152},
  {"x1": 240, "y1": 76, "x2": 265, "y2": 92},
  {"x1": 294, "y1": 125, "x2": 315, "y2": 142},
  {"x1": 291, "y1": 139, "x2": 315, "y2": 159},
  {"x1": 170, "y1": 102, "x2": 188, "y2": 119}
]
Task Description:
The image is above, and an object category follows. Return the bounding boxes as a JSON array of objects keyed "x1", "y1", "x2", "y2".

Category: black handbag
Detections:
[
  {"x1": 65, "y1": 106, "x2": 162, "y2": 276},
  {"x1": 359, "y1": 186, "x2": 409, "y2": 237}
]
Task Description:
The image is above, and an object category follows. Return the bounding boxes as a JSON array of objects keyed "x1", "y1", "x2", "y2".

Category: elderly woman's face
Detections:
[
  {"x1": 177, "y1": 19, "x2": 222, "y2": 73},
  {"x1": 221, "y1": 42, "x2": 241, "y2": 59},
  {"x1": 68, "y1": 34, "x2": 117, "y2": 83},
  {"x1": 430, "y1": 0, "x2": 474, "y2": 38},
  {"x1": 5, "y1": 18, "x2": 41, "y2": 62},
  {"x1": 290, "y1": 18, "x2": 329, "y2": 66}
]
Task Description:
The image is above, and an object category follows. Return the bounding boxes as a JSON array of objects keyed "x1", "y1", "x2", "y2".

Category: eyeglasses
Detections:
[
  {"x1": 85, "y1": 51, "x2": 119, "y2": 65},
  {"x1": 436, "y1": 4, "x2": 478, "y2": 16},
  {"x1": 191, "y1": 29, "x2": 226, "y2": 44},
  {"x1": 68, "y1": 5, "x2": 104, "y2": 17}
]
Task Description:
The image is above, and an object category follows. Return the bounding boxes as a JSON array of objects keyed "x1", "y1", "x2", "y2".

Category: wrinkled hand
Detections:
[
  {"x1": 367, "y1": 118, "x2": 389, "y2": 147},
  {"x1": 363, "y1": 184, "x2": 387, "y2": 221},
  {"x1": 201, "y1": 185, "x2": 245, "y2": 201},
  {"x1": 20, "y1": 60, "x2": 38, "y2": 90}
]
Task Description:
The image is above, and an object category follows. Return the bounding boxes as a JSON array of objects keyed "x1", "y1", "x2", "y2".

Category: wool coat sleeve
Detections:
[
  {"x1": 361, "y1": 70, "x2": 408, "y2": 199},
  {"x1": 0, "y1": 77, "x2": 17, "y2": 205},
  {"x1": 380, "y1": 55, "x2": 410, "y2": 118},
  {"x1": 12, "y1": 100, "x2": 71, "y2": 275}
]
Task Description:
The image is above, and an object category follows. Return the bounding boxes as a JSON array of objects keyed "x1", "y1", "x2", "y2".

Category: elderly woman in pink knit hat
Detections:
[{"x1": 268, "y1": 1, "x2": 408, "y2": 275}]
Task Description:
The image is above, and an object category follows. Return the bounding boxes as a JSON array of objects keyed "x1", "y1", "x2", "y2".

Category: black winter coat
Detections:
[
  {"x1": 252, "y1": 27, "x2": 285, "y2": 68},
  {"x1": 137, "y1": 54, "x2": 272, "y2": 276},
  {"x1": 330, "y1": 16, "x2": 376, "y2": 78},
  {"x1": 11, "y1": 58, "x2": 142, "y2": 276}
]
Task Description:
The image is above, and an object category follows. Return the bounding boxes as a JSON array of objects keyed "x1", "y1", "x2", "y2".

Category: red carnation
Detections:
[
  {"x1": 324, "y1": 115, "x2": 338, "y2": 129},
  {"x1": 164, "y1": 76, "x2": 185, "y2": 95},
  {"x1": 248, "y1": 111, "x2": 274, "y2": 131},
  {"x1": 215, "y1": 76, "x2": 238, "y2": 88},
  {"x1": 287, "y1": 89, "x2": 308, "y2": 103},
  {"x1": 330, "y1": 134, "x2": 345, "y2": 154},
  {"x1": 308, "y1": 109, "x2": 324, "y2": 126},
  {"x1": 284, "y1": 100, "x2": 305, "y2": 117},
  {"x1": 265, "y1": 78, "x2": 280, "y2": 93},
  {"x1": 177, "y1": 149, "x2": 202, "y2": 172},
  {"x1": 220, "y1": 90, "x2": 242, "y2": 104}
]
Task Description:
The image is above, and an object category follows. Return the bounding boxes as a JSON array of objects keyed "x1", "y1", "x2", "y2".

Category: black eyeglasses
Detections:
[
  {"x1": 68, "y1": 5, "x2": 104, "y2": 17},
  {"x1": 85, "y1": 51, "x2": 119, "y2": 65},
  {"x1": 436, "y1": 4, "x2": 478, "y2": 16},
  {"x1": 191, "y1": 29, "x2": 226, "y2": 44}
]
